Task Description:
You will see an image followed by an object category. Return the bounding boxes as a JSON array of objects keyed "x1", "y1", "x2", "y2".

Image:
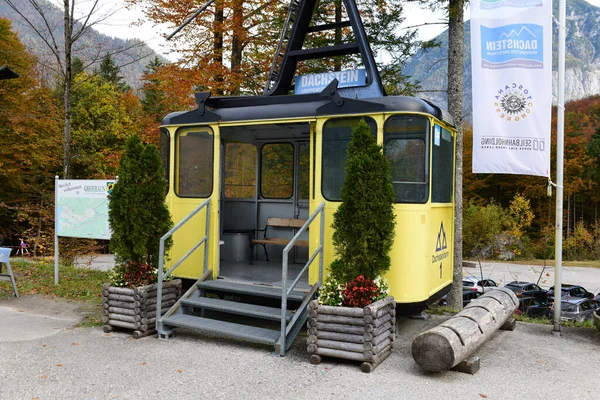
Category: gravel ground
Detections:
[{"x1": 1, "y1": 308, "x2": 599, "y2": 400}]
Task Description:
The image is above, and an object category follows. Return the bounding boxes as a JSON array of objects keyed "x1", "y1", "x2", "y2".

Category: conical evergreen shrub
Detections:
[
  {"x1": 108, "y1": 135, "x2": 173, "y2": 285},
  {"x1": 330, "y1": 119, "x2": 396, "y2": 283}
]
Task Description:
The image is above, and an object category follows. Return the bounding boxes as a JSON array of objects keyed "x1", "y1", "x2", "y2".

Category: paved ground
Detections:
[
  {"x1": 1, "y1": 294, "x2": 599, "y2": 400},
  {"x1": 1, "y1": 262, "x2": 599, "y2": 399}
]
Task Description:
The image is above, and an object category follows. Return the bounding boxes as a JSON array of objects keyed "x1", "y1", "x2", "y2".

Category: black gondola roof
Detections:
[{"x1": 162, "y1": 91, "x2": 454, "y2": 128}]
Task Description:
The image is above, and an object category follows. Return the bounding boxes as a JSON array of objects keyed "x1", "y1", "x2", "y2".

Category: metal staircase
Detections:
[{"x1": 155, "y1": 201, "x2": 325, "y2": 356}]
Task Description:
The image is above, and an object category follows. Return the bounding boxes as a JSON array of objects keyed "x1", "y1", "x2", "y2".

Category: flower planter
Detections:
[
  {"x1": 307, "y1": 296, "x2": 395, "y2": 372},
  {"x1": 594, "y1": 309, "x2": 600, "y2": 332},
  {"x1": 101, "y1": 279, "x2": 182, "y2": 339}
]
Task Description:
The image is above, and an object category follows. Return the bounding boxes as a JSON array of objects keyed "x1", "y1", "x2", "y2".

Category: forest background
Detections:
[{"x1": 1, "y1": 0, "x2": 600, "y2": 263}]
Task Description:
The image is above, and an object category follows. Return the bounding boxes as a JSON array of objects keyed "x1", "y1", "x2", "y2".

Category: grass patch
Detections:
[{"x1": 0, "y1": 259, "x2": 109, "y2": 304}]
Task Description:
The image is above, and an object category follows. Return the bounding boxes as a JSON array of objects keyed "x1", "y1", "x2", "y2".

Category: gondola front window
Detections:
[
  {"x1": 384, "y1": 115, "x2": 429, "y2": 203},
  {"x1": 160, "y1": 128, "x2": 170, "y2": 193},
  {"x1": 175, "y1": 127, "x2": 214, "y2": 197},
  {"x1": 321, "y1": 117, "x2": 377, "y2": 201}
]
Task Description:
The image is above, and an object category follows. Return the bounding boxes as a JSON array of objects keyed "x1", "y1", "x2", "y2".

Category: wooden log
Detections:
[
  {"x1": 361, "y1": 348, "x2": 392, "y2": 373},
  {"x1": 312, "y1": 304, "x2": 365, "y2": 317},
  {"x1": 107, "y1": 300, "x2": 136, "y2": 309},
  {"x1": 370, "y1": 329, "x2": 392, "y2": 348},
  {"x1": 316, "y1": 331, "x2": 365, "y2": 344},
  {"x1": 315, "y1": 347, "x2": 366, "y2": 362},
  {"x1": 102, "y1": 325, "x2": 114, "y2": 333},
  {"x1": 309, "y1": 354, "x2": 322, "y2": 365},
  {"x1": 107, "y1": 307, "x2": 136, "y2": 316},
  {"x1": 307, "y1": 343, "x2": 318, "y2": 354},
  {"x1": 136, "y1": 293, "x2": 177, "y2": 306},
  {"x1": 315, "y1": 339, "x2": 364, "y2": 353},
  {"x1": 363, "y1": 337, "x2": 391, "y2": 357},
  {"x1": 108, "y1": 313, "x2": 136, "y2": 323},
  {"x1": 134, "y1": 299, "x2": 175, "y2": 309},
  {"x1": 364, "y1": 321, "x2": 392, "y2": 341},
  {"x1": 307, "y1": 322, "x2": 365, "y2": 335},
  {"x1": 140, "y1": 317, "x2": 156, "y2": 326},
  {"x1": 107, "y1": 320, "x2": 136, "y2": 330},
  {"x1": 308, "y1": 299, "x2": 320, "y2": 310},
  {"x1": 106, "y1": 287, "x2": 135, "y2": 296},
  {"x1": 451, "y1": 356, "x2": 480, "y2": 375},
  {"x1": 363, "y1": 296, "x2": 395, "y2": 316},
  {"x1": 367, "y1": 312, "x2": 392, "y2": 328},
  {"x1": 411, "y1": 287, "x2": 518, "y2": 372},
  {"x1": 133, "y1": 329, "x2": 156, "y2": 339},
  {"x1": 315, "y1": 313, "x2": 365, "y2": 326},
  {"x1": 134, "y1": 287, "x2": 180, "y2": 301},
  {"x1": 500, "y1": 317, "x2": 516, "y2": 331},
  {"x1": 107, "y1": 293, "x2": 135, "y2": 303}
]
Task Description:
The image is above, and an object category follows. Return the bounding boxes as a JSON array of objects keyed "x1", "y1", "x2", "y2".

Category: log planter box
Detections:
[
  {"x1": 307, "y1": 296, "x2": 395, "y2": 373},
  {"x1": 102, "y1": 279, "x2": 182, "y2": 339}
]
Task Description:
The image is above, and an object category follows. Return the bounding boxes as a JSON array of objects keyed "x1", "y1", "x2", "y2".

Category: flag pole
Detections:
[{"x1": 552, "y1": 0, "x2": 566, "y2": 334}]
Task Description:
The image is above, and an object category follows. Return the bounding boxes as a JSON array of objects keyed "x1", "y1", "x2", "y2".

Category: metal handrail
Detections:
[
  {"x1": 279, "y1": 201, "x2": 325, "y2": 355},
  {"x1": 156, "y1": 198, "x2": 211, "y2": 331}
]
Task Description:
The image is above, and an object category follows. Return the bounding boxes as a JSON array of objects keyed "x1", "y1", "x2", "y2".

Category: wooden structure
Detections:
[
  {"x1": 411, "y1": 288, "x2": 518, "y2": 372},
  {"x1": 307, "y1": 296, "x2": 395, "y2": 372},
  {"x1": 102, "y1": 280, "x2": 181, "y2": 338},
  {"x1": 250, "y1": 217, "x2": 308, "y2": 262}
]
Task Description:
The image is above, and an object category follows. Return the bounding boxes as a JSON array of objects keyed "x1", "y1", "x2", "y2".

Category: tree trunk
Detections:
[
  {"x1": 446, "y1": 0, "x2": 465, "y2": 310},
  {"x1": 213, "y1": 1, "x2": 224, "y2": 96},
  {"x1": 230, "y1": 0, "x2": 244, "y2": 95},
  {"x1": 63, "y1": 0, "x2": 72, "y2": 178}
]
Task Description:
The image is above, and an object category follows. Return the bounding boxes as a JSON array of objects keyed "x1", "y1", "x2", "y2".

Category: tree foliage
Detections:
[
  {"x1": 108, "y1": 135, "x2": 173, "y2": 271},
  {"x1": 330, "y1": 119, "x2": 395, "y2": 282},
  {"x1": 0, "y1": 17, "x2": 61, "y2": 252},
  {"x1": 126, "y1": 0, "x2": 423, "y2": 95}
]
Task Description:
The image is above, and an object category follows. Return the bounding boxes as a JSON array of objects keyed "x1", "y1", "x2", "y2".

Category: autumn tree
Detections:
[
  {"x1": 0, "y1": 18, "x2": 61, "y2": 252},
  {"x1": 127, "y1": 0, "x2": 423, "y2": 95},
  {"x1": 3, "y1": 0, "x2": 147, "y2": 178},
  {"x1": 70, "y1": 71, "x2": 141, "y2": 178}
]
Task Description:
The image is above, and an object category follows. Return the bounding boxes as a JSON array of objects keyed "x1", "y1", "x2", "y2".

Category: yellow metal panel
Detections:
[{"x1": 166, "y1": 124, "x2": 221, "y2": 280}]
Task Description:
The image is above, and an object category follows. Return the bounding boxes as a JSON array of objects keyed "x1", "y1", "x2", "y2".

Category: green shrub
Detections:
[
  {"x1": 330, "y1": 119, "x2": 396, "y2": 282},
  {"x1": 108, "y1": 135, "x2": 173, "y2": 286}
]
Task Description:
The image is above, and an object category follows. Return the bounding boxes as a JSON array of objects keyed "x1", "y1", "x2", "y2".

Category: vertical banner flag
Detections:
[{"x1": 471, "y1": 0, "x2": 552, "y2": 176}]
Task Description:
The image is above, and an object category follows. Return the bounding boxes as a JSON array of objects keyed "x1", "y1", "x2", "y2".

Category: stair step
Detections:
[
  {"x1": 162, "y1": 314, "x2": 280, "y2": 346},
  {"x1": 197, "y1": 280, "x2": 307, "y2": 302},
  {"x1": 181, "y1": 297, "x2": 294, "y2": 322}
]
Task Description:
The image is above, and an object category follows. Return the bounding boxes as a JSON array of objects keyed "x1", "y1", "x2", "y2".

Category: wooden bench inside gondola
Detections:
[{"x1": 250, "y1": 217, "x2": 308, "y2": 263}]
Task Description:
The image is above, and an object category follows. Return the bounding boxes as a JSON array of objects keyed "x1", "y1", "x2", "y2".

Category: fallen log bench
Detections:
[{"x1": 411, "y1": 287, "x2": 518, "y2": 373}]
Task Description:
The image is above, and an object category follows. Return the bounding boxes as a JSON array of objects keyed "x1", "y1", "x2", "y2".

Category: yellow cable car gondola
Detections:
[{"x1": 155, "y1": 0, "x2": 456, "y2": 350}]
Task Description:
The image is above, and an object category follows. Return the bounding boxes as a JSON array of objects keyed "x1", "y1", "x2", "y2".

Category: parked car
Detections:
[
  {"x1": 550, "y1": 297, "x2": 598, "y2": 323},
  {"x1": 504, "y1": 281, "x2": 547, "y2": 299},
  {"x1": 546, "y1": 284, "x2": 594, "y2": 301},
  {"x1": 515, "y1": 297, "x2": 552, "y2": 318},
  {"x1": 439, "y1": 289, "x2": 483, "y2": 307},
  {"x1": 462, "y1": 276, "x2": 498, "y2": 293}
]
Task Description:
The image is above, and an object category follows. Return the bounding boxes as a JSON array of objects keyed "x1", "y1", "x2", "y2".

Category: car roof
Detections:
[
  {"x1": 549, "y1": 284, "x2": 581, "y2": 290},
  {"x1": 506, "y1": 281, "x2": 532, "y2": 287},
  {"x1": 561, "y1": 296, "x2": 589, "y2": 304}
]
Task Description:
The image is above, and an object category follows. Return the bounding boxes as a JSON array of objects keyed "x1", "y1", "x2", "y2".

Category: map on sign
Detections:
[{"x1": 56, "y1": 179, "x2": 115, "y2": 240}]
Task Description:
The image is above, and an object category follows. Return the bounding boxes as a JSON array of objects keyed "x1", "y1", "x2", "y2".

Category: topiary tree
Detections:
[
  {"x1": 108, "y1": 135, "x2": 173, "y2": 286},
  {"x1": 330, "y1": 119, "x2": 396, "y2": 283}
]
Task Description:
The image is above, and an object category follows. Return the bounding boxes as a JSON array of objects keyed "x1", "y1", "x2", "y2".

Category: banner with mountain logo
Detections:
[{"x1": 470, "y1": 0, "x2": 552, "y2": 177}]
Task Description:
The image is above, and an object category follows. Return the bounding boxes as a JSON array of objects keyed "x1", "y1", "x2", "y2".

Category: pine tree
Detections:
[
  {"x1": 97, "y1": 52, "x2": 130, "y2": 92},
  {"x1": 331, "y1": 119, "x2": 396, "y2": 282},
  {"x1": 108, "y1": 135, "x2": 173, "y2": 273},
  {"x1": 141, "y1": 57, "x2": 165, "y2": 120}
]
